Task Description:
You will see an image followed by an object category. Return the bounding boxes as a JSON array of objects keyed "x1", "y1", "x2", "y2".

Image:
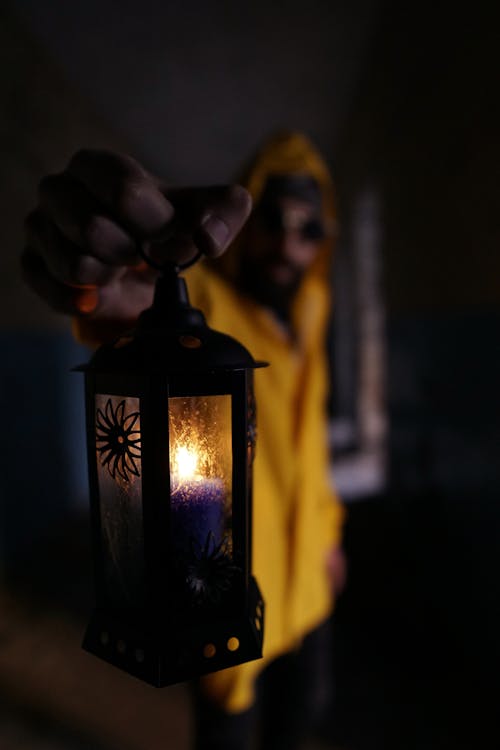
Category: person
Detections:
[{"x1": 22, "y1": 131, "x2": 346, "y2": 749}]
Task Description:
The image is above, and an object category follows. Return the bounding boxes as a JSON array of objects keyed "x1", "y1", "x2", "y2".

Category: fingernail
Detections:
[
  {"x1": 76, "y1": 289, "x2": 99, "y2": 314},
  {"x1": 201, "y1": 214, "x2": 230, "y2": 253}
]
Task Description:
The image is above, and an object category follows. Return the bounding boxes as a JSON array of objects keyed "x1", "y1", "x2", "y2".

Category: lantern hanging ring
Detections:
[{"x1": 137, "y1": 240, "x2": 203, "y2": 274}]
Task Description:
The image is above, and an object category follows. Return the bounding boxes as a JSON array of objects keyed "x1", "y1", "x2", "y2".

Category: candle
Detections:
[{"x1": 170, "y1": 446, "x2": 226, "y2": 557}]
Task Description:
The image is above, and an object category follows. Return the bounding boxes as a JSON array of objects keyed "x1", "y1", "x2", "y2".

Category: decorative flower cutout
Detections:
[
  {"x1": 183, "y1": 532, "x2": 240, "y2": 605},
  {"x1": 96, "y1": 399, "x2": 141, "y2": 482}
]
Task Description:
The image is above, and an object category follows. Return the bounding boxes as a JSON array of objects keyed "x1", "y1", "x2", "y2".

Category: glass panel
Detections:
[
  {"x1": 95, "y1": 394, "x2": 144, "y2": 609},
  {"x1": 168, "y1": 394, "x2": 234, "y2": 605}
]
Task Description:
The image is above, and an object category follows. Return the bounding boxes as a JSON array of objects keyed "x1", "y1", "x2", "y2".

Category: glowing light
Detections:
[{"x1": 175, "y1": 445, "x2": 199, "y2": 480}]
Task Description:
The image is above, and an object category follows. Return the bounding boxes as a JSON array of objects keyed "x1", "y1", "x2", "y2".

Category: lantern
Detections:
[{"x1": 77, "y1": 258, "x2": 266, "y2": 686}]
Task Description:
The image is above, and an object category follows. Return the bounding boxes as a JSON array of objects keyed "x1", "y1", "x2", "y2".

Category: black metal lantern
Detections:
[{"x1": 77, "y1": 257, "x2": 266, "y2": 686}]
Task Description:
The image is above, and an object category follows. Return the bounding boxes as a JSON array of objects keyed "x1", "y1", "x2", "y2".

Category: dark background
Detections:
[{"x1": 1, "y1": 1, "x2": 499, "y2": 748}]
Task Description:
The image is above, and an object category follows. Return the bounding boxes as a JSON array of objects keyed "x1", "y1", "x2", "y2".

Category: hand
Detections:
[
  {"x1": 325, "y1": 545, "x2": 347, "y2": 597},
  {"x1": 21, "y1": 149, "x2": 252, "y2": 322}
]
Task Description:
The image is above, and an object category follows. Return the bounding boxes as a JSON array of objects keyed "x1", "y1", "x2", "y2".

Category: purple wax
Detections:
[{"x1": 170, "y1": 477, "x2": 226, "y2": 556}]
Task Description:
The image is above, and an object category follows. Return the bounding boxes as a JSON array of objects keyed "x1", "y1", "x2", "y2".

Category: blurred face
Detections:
[{"x1": 238, "y1": 196, "x2": 324, "y2": 315}]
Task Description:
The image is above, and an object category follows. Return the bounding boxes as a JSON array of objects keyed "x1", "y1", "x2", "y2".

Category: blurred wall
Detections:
[
  {"x1": 0, "y1": 5, "x2": 128, "y2": 573},
  {"x1": 8, "y1": 0, "x2": 380, "y2": 183},
  {"x1": 333, "y1": 0, "x2": 500, "y2": 721},
  {"x1": 334, "y1": 0, "x2": 499, "y2": 492}
]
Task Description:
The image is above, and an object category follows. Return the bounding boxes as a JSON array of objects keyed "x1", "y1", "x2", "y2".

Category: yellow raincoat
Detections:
[
  {"x1": 76, "y1": 132, "x2": 344, "y2": 713},
  {"x1": 187, "y1": 132, "x2": 344, "y2": 711}
]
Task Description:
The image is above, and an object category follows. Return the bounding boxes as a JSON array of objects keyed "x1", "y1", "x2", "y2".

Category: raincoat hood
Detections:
[{"x1": 214, "y1": 130, "x2": 337, "y2": 285}]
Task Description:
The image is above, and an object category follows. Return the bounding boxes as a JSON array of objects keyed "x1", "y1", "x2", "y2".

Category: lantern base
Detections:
[{"x1": 82, "y1": 577, "x2": 264, "y2": 686}]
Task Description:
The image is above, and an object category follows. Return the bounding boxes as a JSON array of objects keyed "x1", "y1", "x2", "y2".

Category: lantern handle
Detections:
[{"x1": 137, "y1": 242, "x2": 202, "y2": 274}]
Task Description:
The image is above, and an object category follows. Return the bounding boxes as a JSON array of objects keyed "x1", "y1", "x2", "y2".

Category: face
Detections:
[{"x1": 238, "y1": 196, "x2": 324, "y2": 314}]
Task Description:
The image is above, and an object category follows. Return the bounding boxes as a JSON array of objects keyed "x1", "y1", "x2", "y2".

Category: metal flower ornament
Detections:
[
  {"x1": 183, "y1": 531, "x2": 241, "y2": 606},
  {"x1": 95, "y1": 399, "x2": 141, "y2": 482}
]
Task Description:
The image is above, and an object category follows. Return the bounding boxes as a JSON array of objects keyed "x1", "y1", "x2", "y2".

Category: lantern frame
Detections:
[{"x1": 77, "y1": 269, "x2": 266, "y2": 686}]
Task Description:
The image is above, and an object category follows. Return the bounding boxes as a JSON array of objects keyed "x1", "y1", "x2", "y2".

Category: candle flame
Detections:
[{"x1": 175, "y1": 445, "x2": 199, "y2": 480}]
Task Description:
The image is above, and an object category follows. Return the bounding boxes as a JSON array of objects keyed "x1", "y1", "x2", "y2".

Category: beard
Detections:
[{"x1": 237, "y1": 255, "x2": 303, "y2": 325}]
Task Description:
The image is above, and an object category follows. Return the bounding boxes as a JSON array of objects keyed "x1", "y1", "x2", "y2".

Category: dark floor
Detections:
[
  {"x1": 2, "y1": 492, "x2": 499, "y2": 750},
  {"x1": 0, "y1": 706, "x2": 108, "y2": 750},
  {"x1": 327, "y1": 493, "x2": 500, "y2": 750}
]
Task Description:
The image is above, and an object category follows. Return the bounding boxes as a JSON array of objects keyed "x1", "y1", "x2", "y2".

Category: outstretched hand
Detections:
[{"x1": 22, "y1": 150, "x2": 252, "y2": 322}]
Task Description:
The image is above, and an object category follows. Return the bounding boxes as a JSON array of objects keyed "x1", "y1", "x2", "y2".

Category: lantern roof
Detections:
[{"x1": 77, "y1": 271, "x2": 267, "y2": 375}]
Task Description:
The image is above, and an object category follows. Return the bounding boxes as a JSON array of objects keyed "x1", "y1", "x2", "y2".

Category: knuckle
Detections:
[
  {"x1": 119, "y1": 152, "x2": 145, "y2": 175},
  {"x1": 116, "y1": 178, "x2": 145, "y2": 209},
  {"x1": 84, "y1": 215, "x2": 135, "y2": 259},
  {"x1": 230, "y1": 183, "x2": 252, "y2": 212},
  {"x1": 83, "y1": 213, "x2": 106, "y2": 246},
  {"x1": 68, "y1": 253, "x2": 100, "y2": 285},
  {"x1": 115, "y1": 177, "x2": 163, "y2": 223}
]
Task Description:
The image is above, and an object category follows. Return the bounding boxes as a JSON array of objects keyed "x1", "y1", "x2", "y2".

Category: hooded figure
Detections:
[{"x1": 183, "y1": 131, "x2": 345, "y2": 714}]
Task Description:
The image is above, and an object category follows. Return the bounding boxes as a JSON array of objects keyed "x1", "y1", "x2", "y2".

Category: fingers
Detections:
[
  {"x1": 25, "y1": 210, "x2": 128, "y2": 288},
  {"x1": 66, "y1": 149, "x2": 175, "y2": 237},
  {"x1": 23, "y1": 148, "x2": 253, "y2": 321},
  {"x1": 37, "y1": 174, "x2": 138, "y2": 263},
  {"x1": 21, "y1": 247, "x2": 156, "y2": 319},
  {"x1": 144, "y1": 184, "x2": 252, "y2": 266},
  {"x1": 167, "y1": 184, "x2": 252, "y2": 258},
  {"x1": 21, "y1": 248, "x2": 99, "y2": 315},
  {"x1": 36, "y1": 150, "x2": 252, "y2": 271}
]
